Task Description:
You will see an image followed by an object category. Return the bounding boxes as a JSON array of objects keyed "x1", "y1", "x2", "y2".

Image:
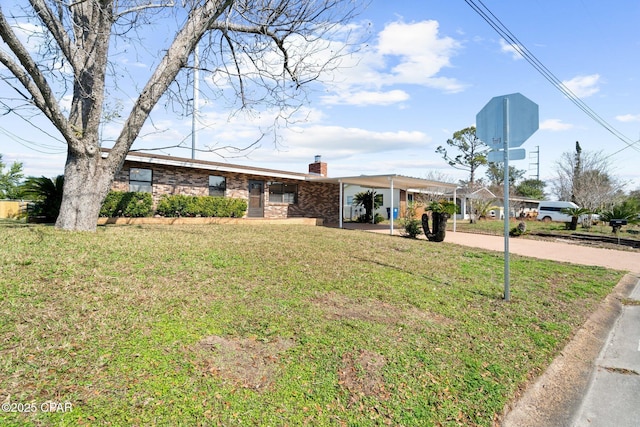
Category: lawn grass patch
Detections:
[{"x1": 0, "y1": 223, "x2": 624, "y2": 426}]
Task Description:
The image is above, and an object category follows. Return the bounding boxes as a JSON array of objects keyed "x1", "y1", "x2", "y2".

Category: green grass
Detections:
[{"x1": 0, "y1": 222, "x2": 625, "y2": 426}]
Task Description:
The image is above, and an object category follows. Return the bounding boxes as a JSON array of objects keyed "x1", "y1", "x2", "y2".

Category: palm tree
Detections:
[
  {"x1": 560, "y1": 206, "x2": 590, "y2": 231},
  {"x1": 352, "y1": 190, "x2": 383, "y2": 223},
  {"x1": 21, "y1": 175, "x2": 64, "y2": 222}
]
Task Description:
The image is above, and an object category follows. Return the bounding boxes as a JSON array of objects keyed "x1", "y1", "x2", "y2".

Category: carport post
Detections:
[
  {"x1": 389, "y1": 177, "x2": 394, "y2": 235},
  {"x1": 339, "y1": 180, "x2": 343, "y2": 229},
  {"x1": 371, "y1": 188, "x2": 375, "y2": 224},
  {"x1": 453, "y1": 187, "x2": 457, "y2": 232}
]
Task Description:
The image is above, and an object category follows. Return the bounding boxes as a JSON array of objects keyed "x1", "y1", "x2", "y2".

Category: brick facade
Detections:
[{"x1": 113, "y1": 160, "x2": 340, "y2": 223}]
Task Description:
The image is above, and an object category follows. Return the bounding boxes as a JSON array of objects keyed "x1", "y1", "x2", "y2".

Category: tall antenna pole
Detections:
[
  {"x1": 191, "y1": 44, "x2": 199, "y2": 160},
  {"x1": 529, "y1": 145, "x2": 540, "y2": 180}
]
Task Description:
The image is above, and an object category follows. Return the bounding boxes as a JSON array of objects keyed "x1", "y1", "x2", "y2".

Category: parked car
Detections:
[{"x1": 537, "y1": 201, "x2": 580, "y2": 222}]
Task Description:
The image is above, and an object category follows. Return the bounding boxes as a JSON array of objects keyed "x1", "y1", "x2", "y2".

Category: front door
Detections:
[{"x1": 248, "y1": 180, "x2": 264, "y2": 217}]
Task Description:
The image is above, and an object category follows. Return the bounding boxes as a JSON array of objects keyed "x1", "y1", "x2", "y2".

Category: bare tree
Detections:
[
  {"x1": 0, "y1": 0, "x2": 362, "y2": 231},
  {"x1": 551, "y1": 147, "x2": 625, "y2": 213}
]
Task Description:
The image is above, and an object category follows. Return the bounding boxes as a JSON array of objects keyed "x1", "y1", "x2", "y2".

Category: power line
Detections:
[
  {"x1": 0, "y1": 126, "x2": 66, "y2": 154},
  {"x1": 464, "y1": 0, "x2": 640, "y2": 157}
]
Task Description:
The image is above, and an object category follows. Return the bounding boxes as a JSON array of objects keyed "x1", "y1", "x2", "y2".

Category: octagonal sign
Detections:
[{"x1": 476, "y1": 93, "x2": 538, "y2": 149}]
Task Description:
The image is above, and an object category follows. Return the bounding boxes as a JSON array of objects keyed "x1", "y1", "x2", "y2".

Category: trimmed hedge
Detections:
[
  {"x1": 100, "y1": 191, "x2": 153, "y2": 217},
  {"x1": 155, "y1": 195, "x2": 247, "y2": 218}
]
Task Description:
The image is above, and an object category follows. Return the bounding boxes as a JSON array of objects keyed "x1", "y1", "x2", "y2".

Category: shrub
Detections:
[
  {"x1": 155, "y1": 195, "x2": 247, "y2": 218},
  {"x1": 356, "y1": 213, "x2": 384, "y2": 224},
  {"x1": 155, "y1": 195, "x2": 195, "y2": 217},
  {"x1": 100, "y1": 191, "x2": 153, "y2": 217},
  {"x1": 21, "y1": 175, "x2": 64, "y2": 222},
  {"x1": 509, "y1": 221, "x2": 527, "y2": 237},
  {"x1": 401, "y1": 218, "x2": 423, "y2": 238}
]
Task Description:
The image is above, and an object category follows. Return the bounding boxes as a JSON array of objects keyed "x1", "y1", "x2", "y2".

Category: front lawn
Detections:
[{"x1": 0, "y1": 223, "x2": 624, "y2": 426}]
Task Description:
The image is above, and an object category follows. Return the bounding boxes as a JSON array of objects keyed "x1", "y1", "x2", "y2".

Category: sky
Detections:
[{"x1": 2, "y1": 0, "x2": 640, "y2": 195}]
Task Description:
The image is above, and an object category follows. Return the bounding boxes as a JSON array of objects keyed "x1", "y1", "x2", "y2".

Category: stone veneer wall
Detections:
[{"x1": 112, "y1": 161, "x2": 340, "y2": 223}]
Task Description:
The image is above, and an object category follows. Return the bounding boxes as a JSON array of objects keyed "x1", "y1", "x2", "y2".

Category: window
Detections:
[
  {"x1": 209, "y1": 175, "x2": 226, "y2": 197},
  {"x1": 129, "y1": 168, "x2": 152, "y2": 193},
  {"x1": 346, "y1": 196, "x2": 354, "y2": 205},
  {"x1": 269, "y1": 182, "x2": 298, "y2": 203},
  {"x1": 539, "y1": 206, "x2": 562, "y2": 212}
]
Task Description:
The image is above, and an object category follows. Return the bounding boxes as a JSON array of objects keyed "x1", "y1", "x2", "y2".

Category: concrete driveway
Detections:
[{"x1": 444, "y1": 231, "x2": 639, "y2": 273}]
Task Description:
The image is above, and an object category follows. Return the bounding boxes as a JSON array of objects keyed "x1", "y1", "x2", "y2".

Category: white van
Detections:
[{"x1": 537, "y1": 201, "x2": 579, "y2": 222}]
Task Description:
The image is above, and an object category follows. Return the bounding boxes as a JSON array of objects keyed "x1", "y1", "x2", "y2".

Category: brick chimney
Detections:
[{"x1": 308, "y1": 155, "x2": 327, "y2": 177}]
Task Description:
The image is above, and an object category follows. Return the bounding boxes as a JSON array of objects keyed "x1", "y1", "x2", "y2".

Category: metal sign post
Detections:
[
  {"x1": 502, "y1": 97, "x2": 511, "y2": 301},
  {"x1": 476, "y1": 93, "x2": 539, "y2": 301}
]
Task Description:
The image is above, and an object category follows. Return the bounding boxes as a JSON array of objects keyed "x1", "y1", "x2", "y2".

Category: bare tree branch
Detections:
[{"x1": 0, "y1": 10, "x2": 72, "y2": 141}]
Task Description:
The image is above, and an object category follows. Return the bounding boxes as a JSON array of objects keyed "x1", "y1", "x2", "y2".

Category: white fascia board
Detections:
[{"x1": 123, "y1": 153, "x2": 308, "y2": 181}]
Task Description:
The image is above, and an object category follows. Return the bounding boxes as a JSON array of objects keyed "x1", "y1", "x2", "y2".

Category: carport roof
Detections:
[{"x1": 311, "y1": 174, "x2": 458, "y2": 191}]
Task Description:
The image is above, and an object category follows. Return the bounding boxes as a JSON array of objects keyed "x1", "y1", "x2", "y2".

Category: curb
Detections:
[{"x1": 500, "y1": 273, "x2": 640, "y2": 426}]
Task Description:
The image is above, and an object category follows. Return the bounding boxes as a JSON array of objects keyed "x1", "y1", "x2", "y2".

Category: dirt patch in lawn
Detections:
[
  {"x1": 311, "y1": 291, "x2": 453, "y2": 327},
  {"x1": 195, "y1": 335, "x2": 295, "y2": 391},
  {"x1": 338, "y1": 349, "x2": 389, "y2": 405}
]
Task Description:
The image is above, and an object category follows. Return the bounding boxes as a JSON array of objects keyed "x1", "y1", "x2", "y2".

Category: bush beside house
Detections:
[
  {"x1": 155, "y1": 194, "x2": 247, "y2": 218},
  {"x1": 100, "y1": 191, "x2": 153, "y2": 217},
  {"x1": 99, "y1": 192, "x2": 247, "y2": 218}
]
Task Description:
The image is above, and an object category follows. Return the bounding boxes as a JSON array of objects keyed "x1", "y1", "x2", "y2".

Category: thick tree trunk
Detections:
[
  {"x1": 569, "y1": 216, "x2": 579, "y2": 231},
  {"x1": 55, "y1": 150, "x2": 113, "y2": 231}
]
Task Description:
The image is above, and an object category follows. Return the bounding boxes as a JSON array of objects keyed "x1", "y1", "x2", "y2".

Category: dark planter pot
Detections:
[{"x1": 421, "y1": 212, "x2": 449, "y2": 242}]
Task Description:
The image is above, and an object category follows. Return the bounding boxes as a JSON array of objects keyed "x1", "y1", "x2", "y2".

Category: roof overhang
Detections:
[
  {"x1": 105, "y1": 150, "x2": 310, "y2": 181},
  {"x1": 311, "y1": 174, "x2": 458, "y2": 191}
]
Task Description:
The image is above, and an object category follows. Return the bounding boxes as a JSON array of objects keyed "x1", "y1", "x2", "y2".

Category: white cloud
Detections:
[
  {"x1": 540, "y1": 119, "x2": 573, "y2": 131},
  {"x1": 377, "y1": 20, "x2": 462, "y2": 86},
  {"x1": 499, "y1": 39, "x2": 524, "y2": 60},
  {"x1": 562, "y1": 74, "x2": 600, "y2": 98},
  {"x1": 320, "y1": 19, "x2": 466, "y2": 105},
  {"x1": 615, "y1": 113, "x2": 640, "y2": 123},
  {"x1": 321, "y1": 89, "x2": 409, "y2": 106}
]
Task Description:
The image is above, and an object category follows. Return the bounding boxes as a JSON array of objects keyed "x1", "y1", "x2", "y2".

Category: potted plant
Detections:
[{"x1": 421, "y1": 200, "x2": 457, "y2": 242}]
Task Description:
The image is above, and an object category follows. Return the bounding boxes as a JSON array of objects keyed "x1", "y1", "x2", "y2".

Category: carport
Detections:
[{"x1": 312, "y1": 174, "x2": 458, "y2": 235}]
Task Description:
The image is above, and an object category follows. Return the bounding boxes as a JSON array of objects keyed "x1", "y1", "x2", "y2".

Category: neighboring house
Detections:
[
  {"x1": 452, "y1": 186, "x2": 541, "y2": 220},
  {"x1": 107, "y1": 150, "x2": 340, "y2": 223},
  {"x1": 452, "y1": 187, "x2": 497, "y2": 220}
]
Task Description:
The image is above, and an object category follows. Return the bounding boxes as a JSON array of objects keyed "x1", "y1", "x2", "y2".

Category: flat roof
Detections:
[{"x1": 311, "y1": 174, "x2": 458, "y2": 191}]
